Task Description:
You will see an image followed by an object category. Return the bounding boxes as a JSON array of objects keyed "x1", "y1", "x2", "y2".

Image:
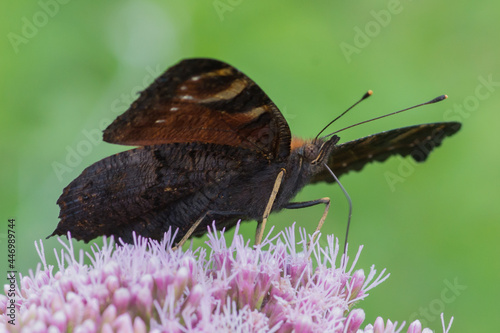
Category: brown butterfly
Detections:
[{"x1": 50, "y1": 58, "x2": 461, "y2": 246}]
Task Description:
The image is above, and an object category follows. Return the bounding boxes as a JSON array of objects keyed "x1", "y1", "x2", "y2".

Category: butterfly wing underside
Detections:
[
  {"x1": 54, "y1": 142, "x2": 271, "y2": 243},
  {"x1": 311, "y1": 122, "x2": 461, "y2": 183},
  {"x1": 103, "y1": 58, "x2": 291, "y2": 161}
]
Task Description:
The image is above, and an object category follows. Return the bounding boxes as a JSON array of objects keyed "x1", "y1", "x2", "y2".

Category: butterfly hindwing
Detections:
[
  {"x1": 54, "y1": 141, "x2": 274, "y2": 243},
  {"x1": 311, "y1": 121, "x2": 461, "y2": 183},
  {"x1": 103, "y1": 58, "x2": 291, "y2": 161}
]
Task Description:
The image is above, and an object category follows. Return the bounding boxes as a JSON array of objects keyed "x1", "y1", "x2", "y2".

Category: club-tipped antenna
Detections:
[
  {"x1": 323, "y1": 94, "x2": 448, "y2": 138},
  {"x1": 315, "y1": 90, "x2": 373, "y2": 141},
  {"x1": 323, "y1": 163, "x2": 352, "y2": 254}
]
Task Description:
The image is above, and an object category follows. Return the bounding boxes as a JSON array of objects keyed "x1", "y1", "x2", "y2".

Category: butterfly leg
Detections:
[
  {"x1": 254, "y1": 168, "x2": 286, "y2": 246},
  {"x1": 284, "y1": 197, "x2": 331, "y2": 246},
  {"x1": 172, "y1": 210, "x2": 244, "y2": 250}
]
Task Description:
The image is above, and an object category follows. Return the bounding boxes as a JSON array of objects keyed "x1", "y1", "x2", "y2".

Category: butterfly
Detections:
[{"x1": 50, "y1": 58, "x2": 461, "y2": 246}]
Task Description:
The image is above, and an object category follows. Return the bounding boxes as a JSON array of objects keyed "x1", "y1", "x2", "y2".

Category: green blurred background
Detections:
[{"x1": 1, "y1": 0, "x2": 499, "y2": 331}]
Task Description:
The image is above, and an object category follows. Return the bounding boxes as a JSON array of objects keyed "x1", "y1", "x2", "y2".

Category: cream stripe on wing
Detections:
[{"x1": 196, "y1": 78, "x2": 248, "y2": 103}]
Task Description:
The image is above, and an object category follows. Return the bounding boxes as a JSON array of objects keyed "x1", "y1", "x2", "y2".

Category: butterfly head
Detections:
[{"x1": 291, "y1": 135, "x2": 340, "y2": 166}]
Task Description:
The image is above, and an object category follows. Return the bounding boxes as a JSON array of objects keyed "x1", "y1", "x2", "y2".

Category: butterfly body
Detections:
[{"x1": 51, "y1": 58, "x2": 461, "y2": 244}]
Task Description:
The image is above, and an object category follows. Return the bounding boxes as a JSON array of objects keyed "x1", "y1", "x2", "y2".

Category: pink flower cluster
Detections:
[{"x1": 0, "y1": 224, "x2": 453, "y2": 332}]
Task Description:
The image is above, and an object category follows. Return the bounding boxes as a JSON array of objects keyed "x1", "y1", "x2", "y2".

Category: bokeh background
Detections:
[{"x1": 2, "y1": 1, "x2": 499, "y2": 331}]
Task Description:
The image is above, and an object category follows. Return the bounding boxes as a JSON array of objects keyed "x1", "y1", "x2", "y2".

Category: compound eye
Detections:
[{"x1": 304, "y1": 143, "x2": 319, "y2": 162}]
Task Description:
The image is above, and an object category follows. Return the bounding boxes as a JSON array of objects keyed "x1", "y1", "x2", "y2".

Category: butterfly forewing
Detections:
[
  {"x1": 103, "y1": 58, "x2": 291, "y2": 161},
  {"x1": 311, "y1": 122, "x2": 461, "y2": 183}
]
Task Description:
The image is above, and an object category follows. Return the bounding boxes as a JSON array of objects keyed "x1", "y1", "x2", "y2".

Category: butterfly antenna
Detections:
[
  {"x1": 323, "y1": 163, "x2": 352, "y2": 254},
  {"x1": 315, "y1": 90, "x2": 373, "y2": 141},
  {"x1": 324, "y1": 94, "x2": 448, "y2": 138}
]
